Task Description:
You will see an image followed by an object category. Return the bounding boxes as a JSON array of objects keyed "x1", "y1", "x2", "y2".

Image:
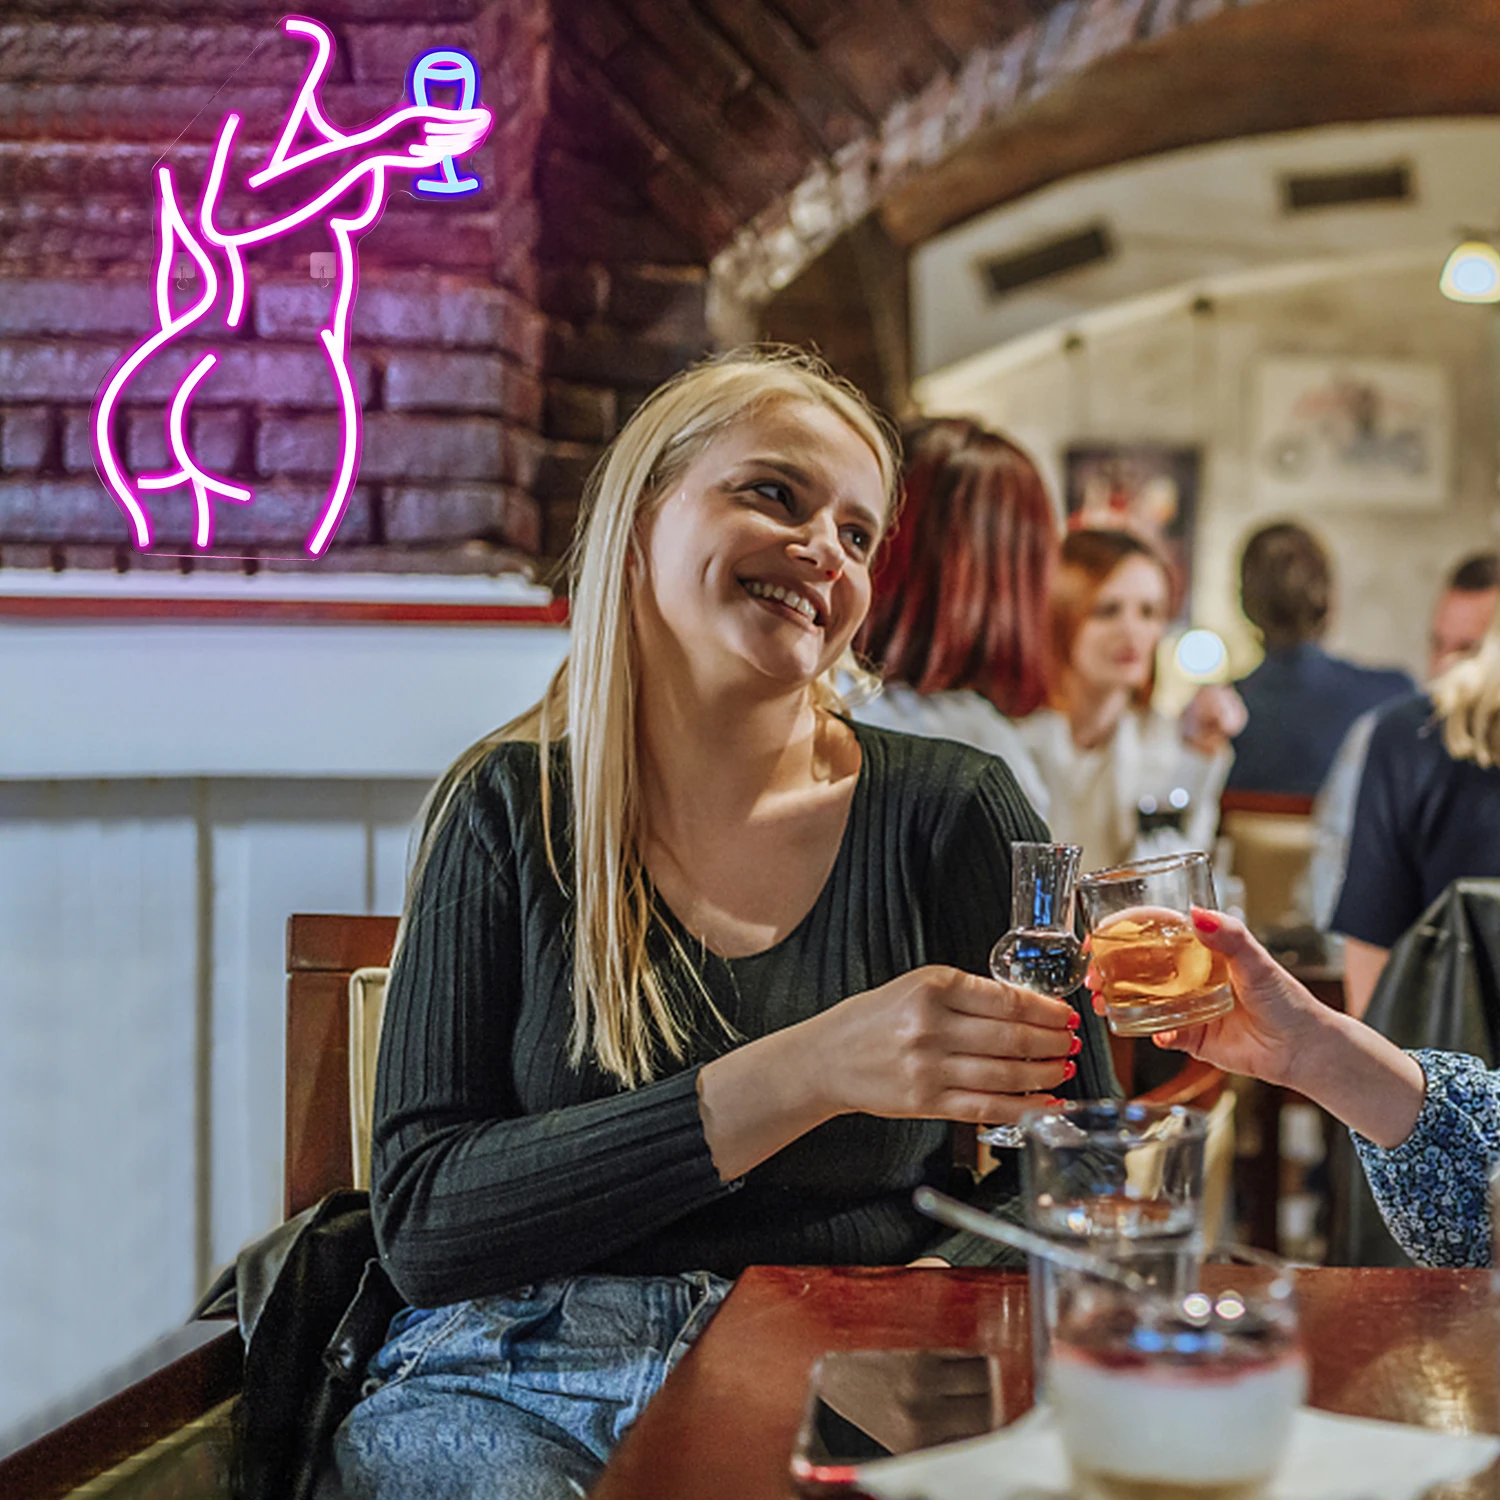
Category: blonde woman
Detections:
[
  {"x1": 1332, "y1": 604, "x2": 1500, "y2": 1018},
  {"x1": 325, "y1": 350, "x2": 1113, "y2": 1499}
]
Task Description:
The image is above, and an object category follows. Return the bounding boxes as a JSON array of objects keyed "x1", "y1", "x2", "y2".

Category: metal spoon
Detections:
[{"x1": 912, "y1": 1186, "x2": 1151, "y2": 1293}]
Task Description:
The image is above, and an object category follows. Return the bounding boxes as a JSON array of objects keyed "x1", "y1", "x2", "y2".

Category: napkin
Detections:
[{"x1": 856, "y1": 1405, "x2": 1500, "y2": 1500}]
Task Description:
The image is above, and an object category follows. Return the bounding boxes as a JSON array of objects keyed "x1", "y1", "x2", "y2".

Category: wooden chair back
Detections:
[
  {"x1": 284, "y1": 913, "x2": 1229, "y2": 1220},
  {"x1": 1217, "y1": 788, "x2": 1316, "y2": 934},
  {"x1": 285, "y1": 913, "x2": 397, "y2": 1218}
]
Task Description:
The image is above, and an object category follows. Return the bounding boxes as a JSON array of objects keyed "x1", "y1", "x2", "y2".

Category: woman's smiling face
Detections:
[{"x1": 634, "y1": 399, "x2": 888, "y2": 694}]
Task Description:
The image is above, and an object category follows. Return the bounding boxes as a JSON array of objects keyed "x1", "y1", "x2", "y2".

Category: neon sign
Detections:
[{"x1": 91, "y1": 15, "x2": 492, "y2": 557}]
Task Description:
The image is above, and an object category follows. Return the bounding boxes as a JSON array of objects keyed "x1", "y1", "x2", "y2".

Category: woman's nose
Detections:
[{"x1": 791, "y1": 517, "x2": 844, "y2": 580}]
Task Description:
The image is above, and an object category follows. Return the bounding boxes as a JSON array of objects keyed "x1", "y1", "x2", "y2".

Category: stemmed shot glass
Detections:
[{"x1": 979, "y1": 842, "x2": 1088, "y2": 1151}]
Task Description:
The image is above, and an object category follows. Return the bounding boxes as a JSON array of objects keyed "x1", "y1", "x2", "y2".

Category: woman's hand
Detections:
[
  {"x1": 1180, "y1": 684, "x2": 1247, "y2": 755},
  {"x1": 698, "y1": 966, "x2": 1078, "y2": 1183},
  {"x1": 811, "y1": 965, "x2": 1078, "y2": 1127},
  {"x1": 1087, "y1": 907, "x2": 1426, "y2": 1147},
  {"x1": 1090, "y1": 907, "x2": 1328, "y2": 1090}
]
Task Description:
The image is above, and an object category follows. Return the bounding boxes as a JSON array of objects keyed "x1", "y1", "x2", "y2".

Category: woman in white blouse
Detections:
[{"x1": 1015, "y1": 528, "x2": 1244, "y2": 872}]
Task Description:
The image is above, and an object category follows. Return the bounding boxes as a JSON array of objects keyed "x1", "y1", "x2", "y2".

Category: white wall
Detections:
[{"x1": 0, "y1": 615, "x2": 568, "y2": 1439}]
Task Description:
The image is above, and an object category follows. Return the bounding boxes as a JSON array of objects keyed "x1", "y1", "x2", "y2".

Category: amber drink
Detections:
[{"x1": 1079, "y1": 854, "x2": 1233, "y2": 1037}]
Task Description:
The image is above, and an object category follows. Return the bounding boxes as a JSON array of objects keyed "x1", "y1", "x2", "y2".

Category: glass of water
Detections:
[
  {"x1": 1023, "y1": 1099, "x2": 1207, "y2": 1392},
  {"x1": 979, "y1": 843, "x2": 1088, "y2": 1150}
]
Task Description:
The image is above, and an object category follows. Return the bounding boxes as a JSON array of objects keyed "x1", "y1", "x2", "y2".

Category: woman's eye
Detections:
[
  {"x1": 751, "y1": 480, "x2": 794, "y2": 510},
  {"x1": 842, "y1": 526, "x2": 872, "y2": 556}
]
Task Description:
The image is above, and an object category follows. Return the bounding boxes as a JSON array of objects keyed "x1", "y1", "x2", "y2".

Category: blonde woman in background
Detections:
[
  {"x1": 1332, "y1": 601, "x2": 1500, "y2": 1018},
  {"x1": 323, "y1": 349, "x2": 1114, "y2": 1500}
]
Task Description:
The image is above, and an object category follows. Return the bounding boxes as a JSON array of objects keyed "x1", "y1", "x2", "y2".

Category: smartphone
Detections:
[{"x1": 790, "y1": 1348, "x2": 1005, "y2": 1496}]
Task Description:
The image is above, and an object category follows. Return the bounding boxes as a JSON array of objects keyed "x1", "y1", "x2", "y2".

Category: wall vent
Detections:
[
  {"x1": 1280, "y1": 164, "x2": 1412, "y2": 212},
  {"x1": 978, "y1": 224, "x2": 1114, "y2": 299}
]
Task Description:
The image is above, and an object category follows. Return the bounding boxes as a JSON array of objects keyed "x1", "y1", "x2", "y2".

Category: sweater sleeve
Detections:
[
  {"x1": 370, "y1": 772, "x2": 735, "y2": 1306},
  {"x1": 915, "y1": 757, "x2": 1121, "y2": 1267},
  {"x1": 1351, "y1": 1049, "x2": 1500, "y2": 1268}
]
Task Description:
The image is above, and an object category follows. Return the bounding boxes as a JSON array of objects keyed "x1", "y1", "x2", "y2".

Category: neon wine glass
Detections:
[{"x1": 979, "y1": 841, "x2": 1088, "y2": 1150}]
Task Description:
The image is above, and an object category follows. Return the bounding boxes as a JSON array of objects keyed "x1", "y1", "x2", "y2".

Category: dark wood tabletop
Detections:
[{"x1": 592, "y1": 1264, "x2": 1500, "y2": 1500}]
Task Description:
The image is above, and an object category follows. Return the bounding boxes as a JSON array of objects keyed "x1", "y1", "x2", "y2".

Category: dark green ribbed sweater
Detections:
[{"x1": 370, "y1": 720, "x2": 1118, "y2": 1306}]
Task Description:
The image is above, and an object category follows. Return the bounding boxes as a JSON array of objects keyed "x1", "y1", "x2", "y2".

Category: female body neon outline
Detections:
[{"x1": 91, "y1": 15, "x2": 492, "y2": 557}]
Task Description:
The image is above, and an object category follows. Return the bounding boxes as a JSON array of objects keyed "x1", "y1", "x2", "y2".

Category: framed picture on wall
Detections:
[
  {"x1": 1063, "y1": 442, "x2": 1201, "y2": 612},
  {"x1": 1252, "y1": 356, "x2": 1450, "y2": 508}
]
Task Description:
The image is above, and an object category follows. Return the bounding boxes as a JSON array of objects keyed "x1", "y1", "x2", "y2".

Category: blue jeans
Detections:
[{"x1": 322, "y1": 1271, "x2": 731, "y2": 1500}]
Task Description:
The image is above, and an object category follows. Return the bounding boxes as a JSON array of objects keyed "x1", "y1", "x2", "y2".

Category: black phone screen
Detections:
[{"x1": 790, "y1": 1349, "x2": 1004, "y2": 1496}]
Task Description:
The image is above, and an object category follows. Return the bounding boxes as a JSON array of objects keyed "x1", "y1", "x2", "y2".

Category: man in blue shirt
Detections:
[{"x1": 1226, "y1": 522, "x2": 1414, "y2": 797}]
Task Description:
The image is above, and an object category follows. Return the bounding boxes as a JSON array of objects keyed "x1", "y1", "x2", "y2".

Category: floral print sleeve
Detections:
[{"x1": 1351, "y1": 1050, "x2": 1500, "y2": 1268}]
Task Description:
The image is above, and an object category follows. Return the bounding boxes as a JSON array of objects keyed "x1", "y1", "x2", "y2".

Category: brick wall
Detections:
[{"x1": 0, "y1": 0, "x2": 551, "y2": 575}]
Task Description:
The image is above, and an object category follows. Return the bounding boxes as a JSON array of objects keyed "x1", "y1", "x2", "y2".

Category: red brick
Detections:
[
  {"x1": 545, "y1": 382, "x2": 617, "y2": 444},
  {"x1": 345, "y1": 23, "x2": 480, "y2": 84},
  {"x1": 532, "y1": 441, "x2": 603, "y2": 503},
  {"x1": 206, "y1": 483, "x2": 374, "y2": 547},
  {"x1": 254, "y1": 279, "x2": 546, "y2": 364},
  {"x1": 120, "y1": 342, "x2": 375, "y2": 409},
  {"x1": 612, "y1": 0, "x2": 754, "y2": 107},
  {"x1": 538, "y1": 265, "x2": 612, "y2": 324},
  {"x1": 0, "y1": 83, "x2": 394, "y2": 144},
  {"x1": 544, "y1": 326, "x2": 704, "y2": 387},
  {"x1": 0, "y1": 279, "x2": 153, "y2": 337},
  {"x1": 120, "y1": 407, "x2": 247, "y2": 475},
  {"x1": 1, "y1": 406, "x2": 52, "y2": 471},
  {"x1": 0, "y1": 477, "x2": 125, "y2": 542},
  {"x1": 0, "y1": 24, "x2": 305, "y2": 85},
  {"x1": 0, "y1": 343, "x2": 119, "y2": 402},
  {"x1": 257, "y1": 412, "x2": 518, "y2": 483},
  {"x1": 608, "y1": 266, "x2": 707, "y2": 342},
  {"x1": 542, "y1": 497, "x2": 582, "y2": 558},
  {"x1": 383, "y1": 483, "x2": 540, "y2": 551},
  {"x1": 696, "y1": 0, "x2": 870, "y2": 153},
  {"x1": 385, "y1": 350, "x2": 543, "y2": 423},
  {"x1": 1027, "y1": 0, "x2": 1085, "y2": 87}
]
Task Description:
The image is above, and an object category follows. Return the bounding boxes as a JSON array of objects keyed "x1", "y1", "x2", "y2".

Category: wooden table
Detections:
[{"x1": 593, "y1": 1264, "x2": 1500, "y2": 1500}]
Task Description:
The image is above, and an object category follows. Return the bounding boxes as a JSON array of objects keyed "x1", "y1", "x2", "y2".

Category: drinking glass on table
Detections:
[
  {"x1": 979, "y1": 843, "x2": 1088, "y2": 1150},
  {"x1": 1024, "y1": 1100, "x2": 1206, "y2": 1392},
  {"x1": 1078, "y1": 850, "x2": 1233, "y2": 1037}
]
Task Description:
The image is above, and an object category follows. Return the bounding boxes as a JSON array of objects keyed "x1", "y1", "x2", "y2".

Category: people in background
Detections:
[
  {"x1": 1104, "y1": 906, "x2": 1500, "y2": 1269},
  {"x1": 1332, "y1": 600, "x2": 1500, "y2": 1018},
  {"x1": 852, "y1": 417, "x2": 1055, "y2": 818},
  {"x1": 1014, "y1": 527, "x2": 1244, "y2": 873},
  {"x1": 325, "y1": 350, "x2": 1114, "y2": 1499},
  {"x1": 1226, "y1": 521, "x2": 1415, "y2": 797},
  {"x1": 1306, "y1": 551, "x2": 1500, "y2": 928}
]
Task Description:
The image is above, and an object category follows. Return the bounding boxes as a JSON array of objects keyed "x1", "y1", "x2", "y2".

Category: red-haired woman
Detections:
[
  {"x1": 853, "y1": 418, "x2": 1054, "y2": 817},
  {"x1": 1014, "y1": 528, "x2": 1245, "y2": 872}
]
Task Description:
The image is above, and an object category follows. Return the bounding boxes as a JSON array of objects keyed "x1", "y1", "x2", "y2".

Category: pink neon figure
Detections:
[{"x1": 91, "y1": 15, "x2": 492, "y2": 556}]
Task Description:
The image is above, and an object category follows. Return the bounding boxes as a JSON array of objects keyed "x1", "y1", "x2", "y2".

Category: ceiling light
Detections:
[{"x1": 1439, "y1": 241, "x2": 1500, "y2": 303}]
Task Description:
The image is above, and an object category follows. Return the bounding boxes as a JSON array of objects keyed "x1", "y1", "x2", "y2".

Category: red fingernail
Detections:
[
  {"x1": 1069, "y1": 1035, "x2": 1082, "y2": 1056},
  {"x1": 1063, "y1": 1060, "x2": 1077, "y2": 1081},
  {"x1": 1066, "y1": 1010, "x2": 1081, "y2": 1029},
  {"x1": 1192, "y1": 907, "x2": 1222, "y2": 934}
]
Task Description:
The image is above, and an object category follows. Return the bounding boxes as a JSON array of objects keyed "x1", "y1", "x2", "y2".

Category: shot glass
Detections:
[
  {"x1": 1023, "y1": 1100, "x2": 1207, "y2": 1391},
  {"x1": 1051, "y1": 1276, "x2": 1306, "y2": 1500},
  {"x1": 1078, "y1": 850, "x2": 1234, "y2": 1037}
]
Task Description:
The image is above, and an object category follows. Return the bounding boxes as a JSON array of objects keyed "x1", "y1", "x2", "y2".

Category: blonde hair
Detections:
[
  {"x1": 1432, "y1": 599, "x2": 1500, "y2": 768},
  {"x1": 399, "y1": 347, "x2": 900, "y2": 1086}
]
